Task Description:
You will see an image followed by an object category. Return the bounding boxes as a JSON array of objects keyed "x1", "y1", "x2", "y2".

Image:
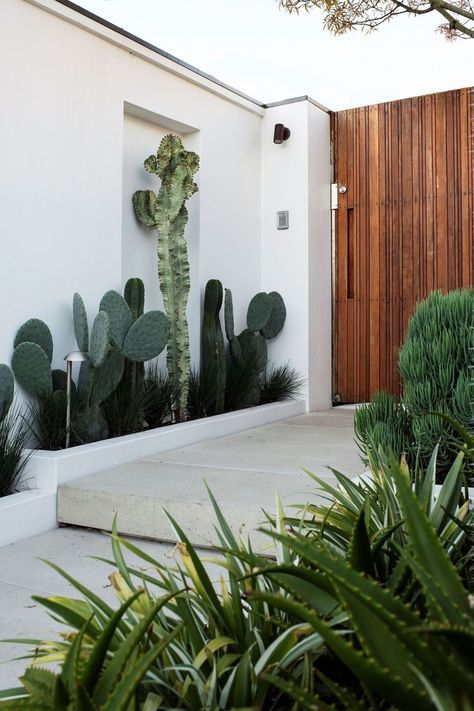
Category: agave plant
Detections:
[
  {"x1": 285, "y1": 446, "x2": 473, "y2": 594},
  {"x1": 253, "y1": 452, "x2": 474, "y2": 709}
]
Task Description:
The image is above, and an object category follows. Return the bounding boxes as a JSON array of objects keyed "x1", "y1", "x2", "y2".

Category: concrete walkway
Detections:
[
  {"x1": 0, "y1": 528, "x2": 201, "y2": 690},
  {"x1": 58, "y1": 409, "x2": 360, "y2": 548},
  {"x1": 0, "y1": 408, "x2": 360, "y2": 689}
]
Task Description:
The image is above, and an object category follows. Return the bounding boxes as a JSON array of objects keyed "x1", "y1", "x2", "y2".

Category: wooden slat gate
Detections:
[{"x1": 332, "y1": 87, "x2": 474, "y2": 404}]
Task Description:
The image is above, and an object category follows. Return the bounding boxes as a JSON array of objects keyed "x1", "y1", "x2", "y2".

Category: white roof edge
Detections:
[{"x1": 26, "y1": 0, "x2": 265, "y2": 116}]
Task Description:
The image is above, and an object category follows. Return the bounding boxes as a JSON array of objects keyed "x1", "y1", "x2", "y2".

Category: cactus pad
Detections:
[
  {"x1": 124, "y1": 278, "x2": 145, "y2": 322},
  {"x1": 238, "y1": 329, "x2": 268, "y2": 372},
  {"x1": 89, "y1": 312, "x2": 110, "y2": 368},
  {"x1": 73, "y1": 293, "x2": 89, "y2": 352},
  {"x1": 52, "y1": 368, "x2": 74, "y2": 394},
  {"x1": 99, "y1": 291, "x2": 133, "y2": 349},
  {"x1": 122, "y1": 311, "x2": 169, "y2": 362},
  {"x1": 0, "y1": 364, "x2": 14, "y2": 422},
  {"x1": 261, "y1": 291, "x2": 286, "y2": 339},
  {"x1": 14, "y1": 319, "x2": 53, "y2": 363},
  {"x1": 224, "y1": 289, "x2": 235, "y2": 341},
  {"x1": 229, "y1": 336, "x2": 243, "y2": 365},
  {"x1": 89, "y1": 350, "x2": 125, "y2": 407},
  {"x1": 247, "y1": 293, "x2": 272, "y2": 332},
  {"x1": 12, "y1": 342, "x2": 53, "y2": 397}
]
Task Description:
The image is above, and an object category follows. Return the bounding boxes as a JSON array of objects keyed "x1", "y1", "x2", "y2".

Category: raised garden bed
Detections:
[{"x1": 0, "y1": 399, "x2": 305, "y2": 548}]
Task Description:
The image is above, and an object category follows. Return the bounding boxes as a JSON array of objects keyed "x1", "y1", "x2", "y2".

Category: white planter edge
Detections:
[{"x1": 0, "y1": 399, "x2": 306, "y2": 548}]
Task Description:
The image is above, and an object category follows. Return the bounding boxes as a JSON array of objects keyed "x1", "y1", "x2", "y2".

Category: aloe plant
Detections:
[
  {"x1": 1, "y1": 590, "x2": 180, "y2": 709},
  {"x1": 255, "y1": 452, "x2": 474, "y2": 709},
  {"x1": 133, "y1": 135, "x2": 199, "y2": 421},
  {"x1": 2, "y1": 446, "x2": 472, "y2": 708}
]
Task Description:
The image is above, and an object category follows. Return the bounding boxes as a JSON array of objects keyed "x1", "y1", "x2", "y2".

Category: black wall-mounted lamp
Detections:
[{"x1": 273, "y1": 123, "x2": 291, "y2": 144}]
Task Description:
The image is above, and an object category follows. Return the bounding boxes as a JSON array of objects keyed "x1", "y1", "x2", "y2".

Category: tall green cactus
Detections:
[
  {"x1": 122, "y1": 278, "x2": 145, "y2": 403},
  {"x1": 201, "y1": 280, "x2": 226, "y2": 414},
  {"x1": 133, "y1": 135, "x2": 199, "y2": 421}
]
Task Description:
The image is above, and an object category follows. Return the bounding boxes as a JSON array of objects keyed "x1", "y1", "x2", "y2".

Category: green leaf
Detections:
[
  {"x1": 391, "y1": 456, "x2": 472, "y2": 624},
  {"x1": 349, "y1": 503, "x2": 375, "y2": 577},
  {"x1": 93, "y1": 590, "x2": 180, "y2": 705},
  {"x1": 103, "y1": 627, "x2": 180, "y2": 710}
]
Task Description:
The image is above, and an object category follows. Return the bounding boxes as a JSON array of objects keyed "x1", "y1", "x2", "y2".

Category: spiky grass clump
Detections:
[
  {"x1": 27, "y1": 392, "x2": 87, "y2": 450},
  {"x1": 0, "y1": 406, "x2": 30, "y2": 497},
  {"x1": 143, "y1": 364, "x2": 174, "y2": 428},
  {"x1": 224, "y1": 356, "x2": 260, "y2": 412},
  {"x1": 259, "y1": 362, "x2": 303, "y2": 405},
  {"x1": 102, "y1": 387, "x2": 145, "y2": 438},
  {"x1": 187, "y1": 367, "x2": 218, "y2": 419}
]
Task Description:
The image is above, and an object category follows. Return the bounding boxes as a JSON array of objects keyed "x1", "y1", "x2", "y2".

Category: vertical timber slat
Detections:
[{"x1": 333, "y1": 87, "x2": 474, "y2": 403}]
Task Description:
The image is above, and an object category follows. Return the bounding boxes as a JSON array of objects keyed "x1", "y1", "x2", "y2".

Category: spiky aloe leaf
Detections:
[
  {"x1": 81, "y1": 590, "x2": 143, "y2": 694},
  {"x1": 99, "y1": 291, "x2": 133, "y2": 349},
  {"x1": 261, "y1": 672, "x2": 330, "y2": 710},
  {"x1": 391, "y1": 455, "x2": 472, "y2": 625},
  {"x1": 349, "y1": 503, "x2": 375, "y2": 577},
  {"x1": 92, "y1": 592, "x2": 181, "y2": 705},
  {"x1": 73, "y1": 293, "x2": 89, "y2": 352},
  {"x1": 14, "y1": 319, "x2": 53, "y2": 364},
  {"x1": 12, "y1": 342, "x2": 52, "y2": 397},
  {"x1": 251, "y1": 591, "x2": 431, "y2": 711},
  {"x1": 89, "y1": 312, "x2": 110, "y2": 368}
]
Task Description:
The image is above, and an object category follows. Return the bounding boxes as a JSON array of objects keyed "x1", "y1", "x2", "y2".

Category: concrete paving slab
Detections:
[
  {"x1": 58, "y1": 463, "x2": 322, "y2": 549},
  {"x1": 57, "y1": 410, "x2": 360, "y2": 549},
  {"x1": 278, "y1": 411, "x2": 356, "y2": 429}
]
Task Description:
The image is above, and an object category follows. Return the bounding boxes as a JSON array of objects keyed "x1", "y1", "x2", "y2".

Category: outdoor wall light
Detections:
[
  {"x1": 64, "y1": 350, "x2": 89, "y2": 448},
  {"x1": 273, "y1": 123, "x2": 291, "y2": 144}
]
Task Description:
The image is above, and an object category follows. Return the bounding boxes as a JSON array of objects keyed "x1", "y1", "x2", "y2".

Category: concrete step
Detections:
[
  {"x1": 58, "y1": 411, "x2": 361, "y2": 550},
  {"x1": 58, "y1": 462, "x2": 322, "y2": 551}
]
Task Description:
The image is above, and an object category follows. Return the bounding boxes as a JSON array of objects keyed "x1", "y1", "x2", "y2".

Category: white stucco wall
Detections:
[
  {"x1": 1, "y1": 0, "x2": 332, "y2": 409},
  {"x1": 0, "y1": 0, "x2": 262, "y2": 373},
  {"x1": 260, "y1": 101, "x2": 332, "y2": 409}
]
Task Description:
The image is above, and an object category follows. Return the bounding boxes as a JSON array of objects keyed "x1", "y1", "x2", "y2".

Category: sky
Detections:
[{"x1": 76, "y1": 0, "x2": 473, "y2": 109}]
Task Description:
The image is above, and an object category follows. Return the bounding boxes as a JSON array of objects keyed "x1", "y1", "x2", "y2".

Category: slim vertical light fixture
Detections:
[{"x1": 64, "y1": 351, "x2": 89, "y2": 448}]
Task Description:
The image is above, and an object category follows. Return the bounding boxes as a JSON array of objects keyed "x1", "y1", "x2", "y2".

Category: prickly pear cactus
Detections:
[
  {"x1": 73, "y1": 293, "x2": 89, "y2": 353},
  {"x1": 201, "y1": 279, "x2": 226, "y2": 414},
  {"x1": 89, "y1": 312, "x2": 110, "y2": 368},
  {"x1": 124, "y1": 277, "x2": 144, "y2": 322},
  {"x1": 0, "y1": 364, "x2": 14, "y2": 422},
  {"x1": 14, "y1": 319, "x2": 54, "y2": 363},
  {"x1": 122, "y1": 278, "x2": 146, "y2": 405},
  {"x1": 247, "y1": 293, "x2": 273, "y2": 332},
  {"x1": 99, "y1": 291, "x2": 133, "y2": 349},
  {"x1": 133, "y1": 134, "x2": 199, "y2": 420},
  {"x1": 12, "y1": 342, "x2": 53, "y2": 397},
  {"x1": 261, "y1": 291, "x2": 286, "y2": 339}
]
